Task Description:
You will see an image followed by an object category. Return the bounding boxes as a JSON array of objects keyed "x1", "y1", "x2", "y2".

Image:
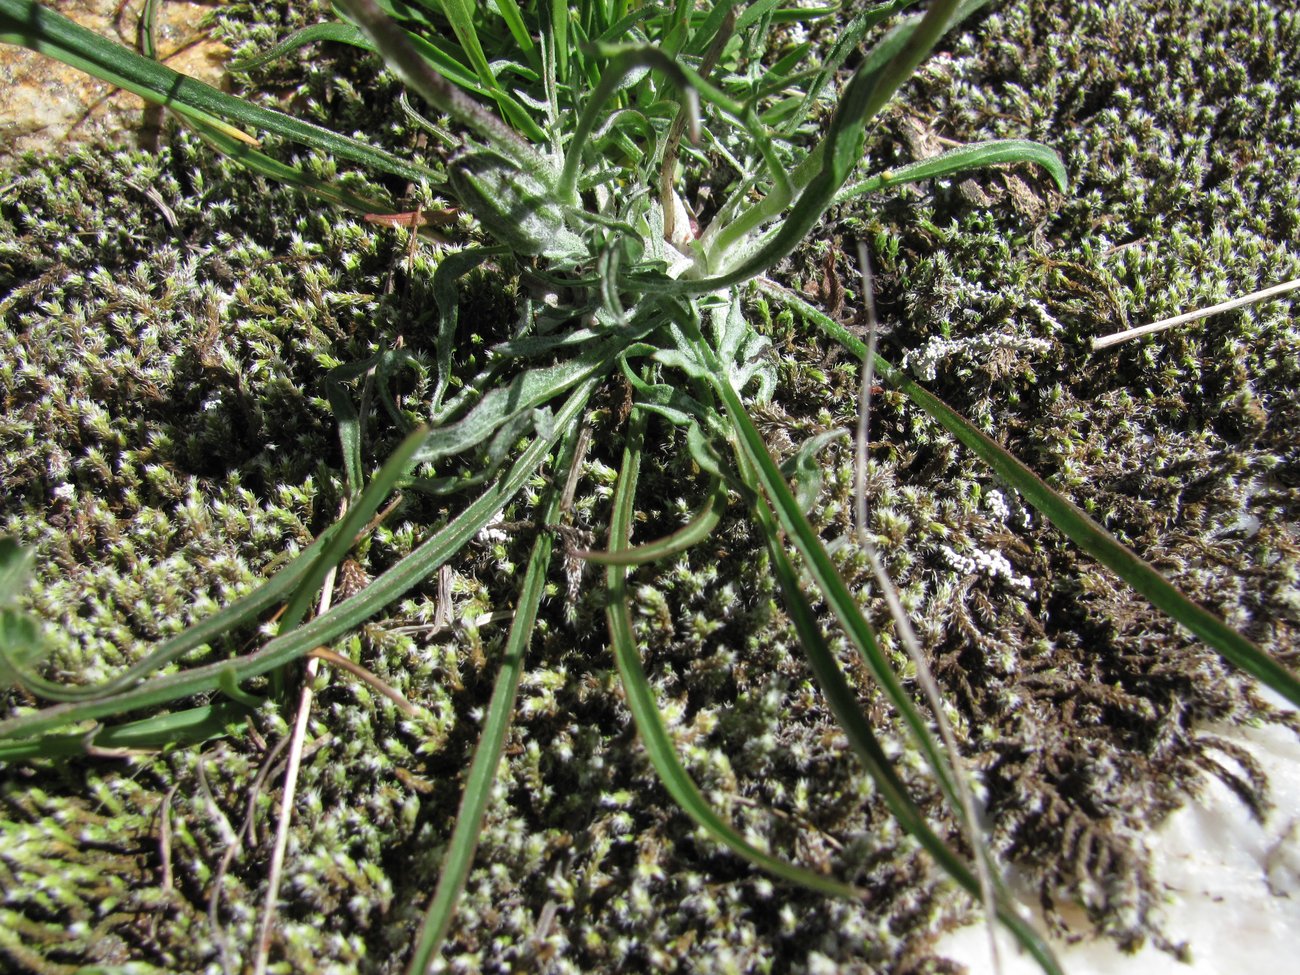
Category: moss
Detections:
[{"x1": 1, "y1": 0, "x2": 1298, "y2": 972}]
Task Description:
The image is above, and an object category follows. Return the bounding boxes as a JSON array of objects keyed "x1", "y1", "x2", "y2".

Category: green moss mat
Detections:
[{"x1": 2, "y1": 1, "x2": 1298, "y2": 972}]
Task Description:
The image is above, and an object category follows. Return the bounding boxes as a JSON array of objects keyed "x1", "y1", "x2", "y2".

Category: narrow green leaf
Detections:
[
  {"x1": 703, "y1": 0, "x2": 964, "y2": 289},
  {"x1": 192, "y1": 127, "x2": 399, "y2": 217},
  {"x1": 577, "y1": 478, "x2": 724, "y2": 565},
  {"x1": 418, "y1": 0, "x2": 544, "y2": 138},
  {"x1": 837, "y1": 138, "x2": 1069, "y2": 204},
  {"x1": 684, "y1": 0, "x2": 998, "y2": 292},
  {"x1": 405, "y1": 425, "x2": 580, "y2": 975},
  {"x1": 765, "y1": 282, "x2": 1300, "y2": 709},
  {"x1": 770, "y1": 4, "x2": 839, "y2": 21},
  {"x1": 492, "y1": 0, "x2": 536, "y2": 59},
  {"x1": 734, "y1": 0, "x2": 785, "y2": 36},
  {"x1": 549, "y1": 0, "x2": 568, "y2": 81},
  {"x1": 0, "y1": 609, "x2": 48, "y2": 690},
  {"x1": 559, "y1": 45, "x2": 701, "y2": 204},
  {"x1": 685, "y1": 422, "x2": 726, "y2": 480},
  {"x1": 649, "y1": 348, "x2": 712, "y2": 382},
  {"x1": 712, "y1": 370, "x2": 963, "y2": 825},
  {"x1": 779, "y1": 429, "x2": 847, "y2": 515},
  {"x1": 0, "y1": 380, "x2": 599, "y2": 745},
  {"x1": 0, "y1": 0, "x2": 439, "y2": 185},
  {"x1": 437, "y1": 0, "x2": 498, "y2": 91},
  {"x1": 216, "y1": 666, "x2": 265, "y2": 709},
  {"x1": 279, "y1": 425, "x2": 431, "y2": 633},
  {"x1": 593, "y1": 3, "x2": 659, "y2": 44},
  {"x1": 415, "y1": 343, "x2": 612, "y2": 462},
  {"x1": 284, "y1": 14, "x2": 497, "y2": 101},
  {"x1": 430, "y1": 248, "x2": 496, "y2": 411},
  {"x1": 324, "y1": 372, "x2": 368, "y2": 500},
  {"x1": 0, "y1": 519, "x2": 351, "y2": 703},
  {"x1": 605, "y1": 408, "x2": 864, "y2": 900},
  {"x1": 0, "y1": 702, "x2": 253, "y2": 761},
  {"x1": 227, "y1": 22, "x2": 369, "y2": 71},
  {"x1": 617, "y1": 358, "x2": 711, "y2": 427},
  {"x1": 683, "y1": 0, "x2": 741, "y2": 57},
  {"x1": 335, "y1": 0, "x2": 548, "y2": 160},
  {"x1": 138, "y1": 0, "x2": 160, "y2": 59},
  {"x1": 732, "y1": 445, "x2": 1064, "y2": 975}
]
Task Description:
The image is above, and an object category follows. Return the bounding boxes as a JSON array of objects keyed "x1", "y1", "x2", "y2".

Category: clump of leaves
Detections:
[{"x1": 1, "y1": 1, "x2": 1296, "y2": 973}]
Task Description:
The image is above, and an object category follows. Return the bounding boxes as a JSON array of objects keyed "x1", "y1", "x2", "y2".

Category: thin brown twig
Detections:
[
  {"x1": 853, "y1": 243, "x2": 1003, "y2": 975},
  {"x1": 203, "y1": 732, "x2": 288, "y2": 967},
  {"x1": 148, "y1": 784, "x2": 180, "y2": 946},
  {"x1": 199, "y1": 755, "x2": 243, "y2": 975},
  {"x1": 433, "y1": 564, "x2": 454, "y2": 633},
  {"x1": 157, "y1": 784, "x2": 178, "y2": 895},
  {"x1": 240, "y1": 732, "x2": 295, "y2": 850},
  {"x1": 355, "y1": 493, "x2": 405, "y2": 547},
  {"x1": 730, "y1": 794, "x2": 846, "y2": 853},
  {"x1": 307, "y1": 646, "x2": 419, "y2": 716}
]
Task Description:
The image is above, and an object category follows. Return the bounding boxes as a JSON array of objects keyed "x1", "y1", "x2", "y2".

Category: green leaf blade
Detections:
[{"x1": 767, "y1": 282, "x2": 1300, "y2": 709}]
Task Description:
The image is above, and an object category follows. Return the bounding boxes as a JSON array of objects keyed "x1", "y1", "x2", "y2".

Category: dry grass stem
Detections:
[
  {"x1": 1092, "y1": 277, "x2": 1300, "y2": 349},
  {"x1": 854, "y1": 245, "x2": 1002, "y2": 975},
  {"x1": 307, "y1": 645, "x2": 419, "y2": 716},
  {"x1": 252, "y1": 544, "x2": 343, "y2": 975}
]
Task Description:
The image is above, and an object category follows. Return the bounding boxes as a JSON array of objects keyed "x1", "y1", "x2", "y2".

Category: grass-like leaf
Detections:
[
  {"x1": 836, "y1": 137, "x2": 1069, "y2": 202},
  {"x1": 604, "y1": 407, "x2": 865, "y2": 901},
  {"x1": 0, "y1": 0, "x2": 439, "y2": 184},
  {"x1": 0, "y1": 379, "x2": 599, "y2": 746},
  {"x1": 404, "y1": 424, "x2": 581, "y2": 975},
  {"x1": 765, "y1": 282, "x2": 1300, "y2": 709},
  {"x1": 0, "y1": 701, "x2": 253, "y2": 761},
  {"x1": 337, "y1": 0, "x2": 549, "y2": 161},
  {"x1": 226, "y1": 22, "x2": 370, "y2": 72},
  {"x1": 1, "y1": 525, "x2": 340, "y2": 703},
  {"x1": 0, "y1": 540, "x2": 34, "y2": 607},
  {"x1": 733, "y1": 442, "x2": 1064, "y2": 975},
  {"x1": 575, "y1": 476, "x2": 725, "y2": 566}
]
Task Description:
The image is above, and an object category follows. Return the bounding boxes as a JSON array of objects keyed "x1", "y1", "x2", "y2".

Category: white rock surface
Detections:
[{"x1": 939, "y1": 717, "x2": 1300, "y2": 974}]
